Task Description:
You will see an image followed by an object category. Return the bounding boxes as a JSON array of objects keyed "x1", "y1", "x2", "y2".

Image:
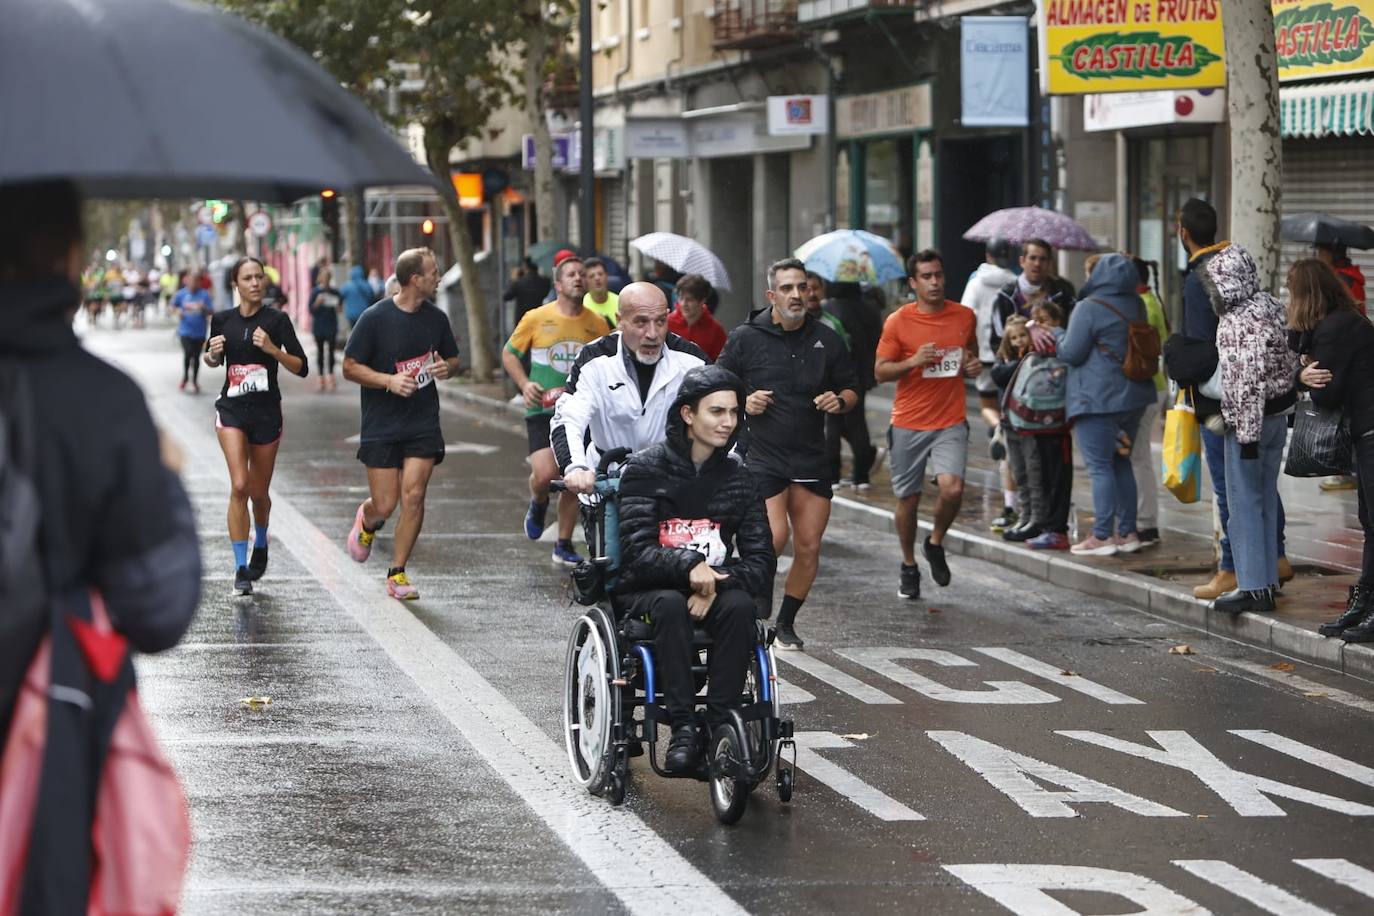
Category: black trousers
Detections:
[
  {"x1": 633, "y1": 588, "x2": 754, "y2": 729},
  {"x1": 315, "y1": 335, "x2": 336, "y2": 374},
  {"x1": 1356, "y1": 432, "x2": 1374, "y2": 587},
  {"x1": 179, "y1": 335, "x2": 201, "y2": 383},
  {"x1": 1028, "y1": 432, "x2": 1074, "y2": 533},
  {"x1": 826, "y1": 390, "x2": 877, "y2": 484}
]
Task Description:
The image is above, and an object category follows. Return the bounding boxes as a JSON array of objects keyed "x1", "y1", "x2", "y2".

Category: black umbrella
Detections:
[
  {"x1": 0, "y1": 0, "x2": 434, "y2": 202},
  {"x1": 1280, "y1": 212, "x2": 1374, "y2": 250}
]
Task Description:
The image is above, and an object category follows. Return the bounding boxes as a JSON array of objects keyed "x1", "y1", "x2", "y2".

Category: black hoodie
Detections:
[{"x1": 615, "y1": 365, "x2": 775, "y2": 599}]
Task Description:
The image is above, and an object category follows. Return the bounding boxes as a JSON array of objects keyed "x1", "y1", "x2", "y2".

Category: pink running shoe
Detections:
[
  {"x1": 348, "y1": 502, "x2": 376, "y2": 563},
  {"x1": 386, "y1": 571, "x2": 419, "y2": 600}
]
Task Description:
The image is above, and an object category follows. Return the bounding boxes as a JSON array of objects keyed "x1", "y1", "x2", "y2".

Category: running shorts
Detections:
[
  {"x1": 215, "y1": 400, "x2": 283, "y2": 447},
  {"x1": 356, "y1": 433, "x2": 446, "y2": 469}
]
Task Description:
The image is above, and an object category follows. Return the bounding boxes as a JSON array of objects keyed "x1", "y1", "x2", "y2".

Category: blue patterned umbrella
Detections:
[
  {"x1": 963, "y1": 207, "x2": 1100, "y2": 252},
  {"x1": 794, "y1": 230, "x2": 906, "y2": 284}
]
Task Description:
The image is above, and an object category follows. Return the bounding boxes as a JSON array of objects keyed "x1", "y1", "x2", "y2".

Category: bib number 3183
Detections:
[{"x1": 922, "y1": 346, "x2": 963, "y2": 379}]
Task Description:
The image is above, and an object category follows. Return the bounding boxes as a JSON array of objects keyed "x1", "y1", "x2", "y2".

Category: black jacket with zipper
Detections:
[{"x1": 716, "y1": 308, "x2": 860, "y2": 482}]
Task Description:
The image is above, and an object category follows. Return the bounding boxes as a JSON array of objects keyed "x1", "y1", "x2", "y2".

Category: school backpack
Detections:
[
  {"x1": 1090, "y1": 297, "x2": 1161, "y2": 383},
  {"x1": 1004, "y1": 353, "x2": 1068, "y2": 432}
]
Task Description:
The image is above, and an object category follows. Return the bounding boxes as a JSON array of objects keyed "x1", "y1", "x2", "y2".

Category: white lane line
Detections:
[
  {"x1": 1230, "y1": 730, "x2": 1374, "y2": 788},
  {"x1": 1293, "y1": 859, "x2": 1374, "y2": 899},
  {"x1": 155, "y1": 399, "x2": 748, "y2": 915},
  {"x1": 1190, "y1": 654, "x2": 1374, "y2": 715},
  {"x1": 971, "y1": 647, "x2": 1144, "y2": 705},
  {"x1": 792, "y1": 732, "x2": 924, "y2": 821},
  {"x1": 1172, "y1": 860, "x2": 1334, "y2": 916},
  {"x1": 774, "y1": 652, "x2": 902, "y2": 705}
]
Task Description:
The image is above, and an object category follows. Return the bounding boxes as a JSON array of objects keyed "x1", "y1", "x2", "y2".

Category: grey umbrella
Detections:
[
  {"x1": 0, "y1": 0, "x2": 434, "y2": 202},
  {"x1": 1280, "y1": 212, "x2": 1374, "y2": 250}
]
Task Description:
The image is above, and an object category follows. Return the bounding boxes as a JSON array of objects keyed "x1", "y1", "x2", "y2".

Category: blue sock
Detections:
[
  {"x1": 232, "y1": 540, "x2": 249, "y2": 570},
  {"x1": 254, "y1": 525, "x2": 269, "y2": 549}
]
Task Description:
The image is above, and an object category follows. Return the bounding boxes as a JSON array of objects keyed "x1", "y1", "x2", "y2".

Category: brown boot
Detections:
[
  {"x1": 1278, "y1": 556, "x2": 1295, "y2": 585},
  {"x1": 1194, "y1": 569, "x2": 1237, "y2": 600}
]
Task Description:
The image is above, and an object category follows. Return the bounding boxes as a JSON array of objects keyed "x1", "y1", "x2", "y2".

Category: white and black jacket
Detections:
[{"x1": 551, "y1": 331, "x2": 707, "y2": 473}]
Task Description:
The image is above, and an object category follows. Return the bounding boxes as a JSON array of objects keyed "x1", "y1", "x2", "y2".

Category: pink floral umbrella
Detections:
[{"x1": 963, "y1": 207, "x2": 1100, "y2": 252}]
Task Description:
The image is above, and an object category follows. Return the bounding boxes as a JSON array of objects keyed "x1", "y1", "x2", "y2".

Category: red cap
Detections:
[{"x1": 553, "y1": 248, "x2": 577, "y2": 267}]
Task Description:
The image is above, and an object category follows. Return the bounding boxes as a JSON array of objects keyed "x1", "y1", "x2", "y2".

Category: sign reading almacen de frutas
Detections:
[
  {"x1": 1275, "y1": 0, "x2": 1374, "y2": 81},
  {"x1": 1037, "y1": 0, "x2": 1226, "y2": 95}
]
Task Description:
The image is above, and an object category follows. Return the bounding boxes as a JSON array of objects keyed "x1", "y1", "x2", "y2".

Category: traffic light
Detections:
[
  {"x1": 420, "y1": 218, "x2": 435, "y2": 236},
  {"x1": 319, "y1": 189, "x2": 340, "y2": 259}
]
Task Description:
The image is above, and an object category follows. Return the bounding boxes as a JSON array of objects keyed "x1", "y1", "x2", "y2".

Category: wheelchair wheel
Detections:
[
  {"x1": 709, "y1": 724, "x2": 750, "y2": 825},
  {"x1": 563, "y1": 615, "x2": 615, "y2": 794},
  {"x1": 742, "y1": 643, "x2": 781, "y2": 767}
]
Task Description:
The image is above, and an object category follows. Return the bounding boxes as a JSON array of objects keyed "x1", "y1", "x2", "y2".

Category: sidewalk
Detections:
[{"x1": 440, "y1": 376, "x2": 1374, "y2": 682}]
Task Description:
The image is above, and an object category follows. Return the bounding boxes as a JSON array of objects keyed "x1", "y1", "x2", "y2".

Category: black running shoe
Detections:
[
  {"x1": 233, "y1": 566, "x2": 253, "y2": 595},
  {"x1": 774, "y1": 624, "x2": 805, "y2": 651},
  {"x1": 899, "y1": 563, "x2": 921, "y2": 600},
  {"x1": 923, "y1": 536, "x2": 951, "y2": 587},
  {"x1": 247, "y1": 545, "x2": 269, "y2": 581}
]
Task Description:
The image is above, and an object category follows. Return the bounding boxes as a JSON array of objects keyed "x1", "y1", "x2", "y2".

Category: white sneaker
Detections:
[{"x1": 1116, "y1": 533, "x2": 1143, "y2": 554}]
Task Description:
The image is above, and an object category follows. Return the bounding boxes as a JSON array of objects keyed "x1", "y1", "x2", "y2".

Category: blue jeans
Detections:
[
  {"x1": 1223, "y1": 416, "x2": 1288, "y2": 591},
  {"x1": 1075, "y1": 409, "x2": 1144, "y2": 540},
  {"x1": 1202, "y1": 426, "x2": 1287, "y2": 571}
]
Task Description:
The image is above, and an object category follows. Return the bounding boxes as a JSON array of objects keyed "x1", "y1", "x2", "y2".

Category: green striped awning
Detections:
[{"x1": 1281, "y1": 79, "x2": 1374, "y2": 138}]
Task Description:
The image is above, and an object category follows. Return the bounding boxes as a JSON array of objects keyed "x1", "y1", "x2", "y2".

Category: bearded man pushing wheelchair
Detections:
[{"x1": 614, "y1": 365, "x2": 776, "y2": 773}]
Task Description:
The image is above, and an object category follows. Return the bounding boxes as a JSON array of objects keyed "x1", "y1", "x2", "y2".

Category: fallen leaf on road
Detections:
[
  {"x1": 1060, "y1": 670, "x2": 1078, "y2": 677},
  {"x1": 840, "y1": 732, "x2": 875, "y2": 741},
  {"x1": 1168, "y1": 644, "x2": 1195, "y2": 655},
  {"x1": 1194, "y1": 666, "x2": 1219, "y2": 673},
  {"x1": 1270, "y1": 662, "x2": 1295, "y2": 672},
  {"x1": 239, "y1": 696, "x2": 272, "y2": 709},
  {"x1": 927, "y1": 607, "x2": 941, "y2": 615},
  {"x1": 1303, "y1": 691, "x2": 1330, "y2": 698},
  {"x1": 1196, "y1": 814, "x2": 1210, "y2": 819}
]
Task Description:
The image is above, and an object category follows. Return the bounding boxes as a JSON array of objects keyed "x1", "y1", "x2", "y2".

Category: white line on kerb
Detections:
[{"x1": 156, "y1": 397, "x2": 748, "y2": 916}]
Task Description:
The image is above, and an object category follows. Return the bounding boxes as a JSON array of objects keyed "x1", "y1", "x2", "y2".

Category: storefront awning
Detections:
[{"x1": 1281, "y1": 78, "x2": 1374, "y2": 138}]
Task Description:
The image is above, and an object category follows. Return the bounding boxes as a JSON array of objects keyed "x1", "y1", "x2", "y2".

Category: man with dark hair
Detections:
[
  {"x1": 343, "y1": 246, "x2": 460, "y2": 600},
  {"x1": 581, "y1": 256, "x2": 619, "y2": 324},
  {"x1": 1313, "y1": 241, "x2": 1366, "y2": 313},
  {"x1": 717, "y1": 257, "x2": 860, "y2": 650},
  {"x1": 668, "y1": 273, "x2": 728, "y2": 361},
  {"x1": 503, "y1": 256, "x2": 552, "y2": 323},
  {"x1": 875, "y1": 249, "x2": 981, "y2": 601},
  {"x1": 990, "y1": 238, "x2": 1076, "y2": 355},
  {"x1": 502, "y1": 256, "x2": 612, "y2": 566}
]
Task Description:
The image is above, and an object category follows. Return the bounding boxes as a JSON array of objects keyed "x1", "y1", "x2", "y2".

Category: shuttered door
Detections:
[
  {"x1": 1281, "y1": 137, "x2": 1374, "y2": 281},
  {"x1": 602, "y1": 176, "x2": 627, "y2": 262}
]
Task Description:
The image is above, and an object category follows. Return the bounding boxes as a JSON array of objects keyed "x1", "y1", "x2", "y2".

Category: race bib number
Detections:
[
  {"x1": 659, "y1": 518, "x2": 727, "y2": 567},
  {"x1": 226, "y1": 363, "x2": 268, "y2": 398},
  {"x1": 922, "y1": 346, "x2": 963, "y2": 379},
  {"x1": 540, "y1": 386, "x2": 566, "y2": 409},
  {"x1": 395, "y1": 353, "x2": 438, "y2": 389}
]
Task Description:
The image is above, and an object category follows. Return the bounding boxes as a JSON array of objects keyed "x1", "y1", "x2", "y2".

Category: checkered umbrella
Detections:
[
  {"x1": 630, "y1": 233, "x2": 732, "y2": 291},
  {"x1": 963, "y1": 207, "x2": 1100, "y2": 252}
]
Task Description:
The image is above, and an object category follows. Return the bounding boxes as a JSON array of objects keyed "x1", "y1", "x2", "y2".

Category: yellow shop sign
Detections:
[{"x1": 1275, "y1": 0, "x2": 1374, "y2": 80}]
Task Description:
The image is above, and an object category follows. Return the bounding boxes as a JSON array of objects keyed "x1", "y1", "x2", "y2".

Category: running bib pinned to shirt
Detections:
[
  {"x1": 226, "y1": 363, "x2": 269, "y2": 397},
  {"x1": 395, "y1": 353, "x2": 438, "y2": 389},
  {"x1": 540, "y1": 386, "x2": 566, "y2": 409},
  {"x1": 922, "y1": 346, "x2": 964, "y2": 379},
  {"x1": 659, "y1": 518, "x2": 727, "y2": 567}
]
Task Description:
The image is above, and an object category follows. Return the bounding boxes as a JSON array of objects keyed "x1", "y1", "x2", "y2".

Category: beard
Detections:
[{"x1": 631, "y1": 345, "x2": 663, "y2": 366}]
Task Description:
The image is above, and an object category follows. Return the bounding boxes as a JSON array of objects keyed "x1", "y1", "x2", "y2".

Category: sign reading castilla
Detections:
[
  {"x1": 1038, "y1": 0, "x2": 1226, "y2": 94},
  {"x1": 1275, "y1": 0, "x2": 1374, "y2": 80}
]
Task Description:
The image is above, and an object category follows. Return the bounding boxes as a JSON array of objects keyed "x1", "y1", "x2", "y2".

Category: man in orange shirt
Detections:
[{"x1": 875, "y1": 249, "x2": 980, "y2": 600}]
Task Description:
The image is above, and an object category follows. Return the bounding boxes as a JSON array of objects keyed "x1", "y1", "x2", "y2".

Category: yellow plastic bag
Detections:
[{"x1": 1161, "y1": 388, "x2": 1201, "y2": 504}]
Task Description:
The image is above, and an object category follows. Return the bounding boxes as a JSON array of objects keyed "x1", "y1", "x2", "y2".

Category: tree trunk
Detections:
[
  {"x1": 426, "y1": 136, "x2": 496, "y2": 381},
  {"x1": 525, "y1": 0, "x2": 557, "y2": 242},
  {"x1": 1224, "y1": 4, "x2": 1282, "y2": 291}
]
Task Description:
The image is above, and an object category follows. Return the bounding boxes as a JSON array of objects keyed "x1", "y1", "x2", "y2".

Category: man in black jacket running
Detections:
[{"x1": 616, "y1": 365, "x2": 776, "y2": 773}]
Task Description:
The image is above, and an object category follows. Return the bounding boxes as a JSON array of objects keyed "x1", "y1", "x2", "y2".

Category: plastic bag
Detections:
[{"x1": 1162, "y1": 388, "x2": 1202, "y2": 503}]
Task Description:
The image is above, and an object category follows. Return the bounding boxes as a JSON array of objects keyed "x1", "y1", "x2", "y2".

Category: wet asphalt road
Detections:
[{"x1": 90, "y1": 328, "x2": 1374, "y2": 915}]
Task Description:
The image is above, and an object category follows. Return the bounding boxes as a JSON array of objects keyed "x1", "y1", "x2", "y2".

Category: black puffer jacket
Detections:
[{"x1": 615, "y1": 365, "x2": 775, "y2": 599}]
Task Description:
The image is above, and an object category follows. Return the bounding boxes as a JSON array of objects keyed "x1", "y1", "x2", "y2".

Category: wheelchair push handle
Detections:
[{"x1": 598, "y1": 447, "x2": 632, "y2": 476}]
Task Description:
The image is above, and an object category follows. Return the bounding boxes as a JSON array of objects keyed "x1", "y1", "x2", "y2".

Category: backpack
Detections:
[
  {"x1": 1004, "y1": 353, "x2": 1068, "y2": 432},
  {"x1": 1090, "y1": 297, "x2": 1161, "y2": 383}
]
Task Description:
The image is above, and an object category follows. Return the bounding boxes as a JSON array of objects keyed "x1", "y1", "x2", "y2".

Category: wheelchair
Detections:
[{"x1": 555, "y1": 448, "x2": 796, "y2": 824}]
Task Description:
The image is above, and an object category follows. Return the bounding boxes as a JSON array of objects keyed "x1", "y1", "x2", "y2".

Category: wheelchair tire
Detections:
[
  {"x1": 776, "y1": 766, "x2": 794, "y2": 803},
  {"x1": 563, "y1": 615, "x2": 615, "y2": 794},
  {"x1": 606, "y1": 771, "x2": 626, "y2": 806},
  {"x1": 709, "y1": 724, "x2": 750, "y2": 825}
]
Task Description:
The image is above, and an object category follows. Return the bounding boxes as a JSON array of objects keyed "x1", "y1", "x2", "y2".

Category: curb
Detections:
[{"x1": 442, "y1": 384, "x2": 1374, "y2": 681}]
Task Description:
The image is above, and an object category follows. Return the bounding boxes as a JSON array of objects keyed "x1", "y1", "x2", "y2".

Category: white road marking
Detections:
[
  {"x1": 1293, "y1": 859, "x2": 1374, "y2": 899},
  {"x1": 971, "y1": 647, "x2": 1144, "y2": 705},
  {"x1": 838, "y1": 648, "x2": 1059, "y2": 704},
  {"x1": 773, "y1": 652, "x2": 902, "y2": 705},
  {"x1": 943, "y1": 863, "x2": 1208, "y2": 916},
  {"x1": 1230, "y1": 730, "x2": 1374, "y2": 789},
  {"x1": 156, "y1": 402, "x2": 748, "y2": 916},
  {"x1": 774, "y1": 674, "x2": 815, "y2": 704},
  {"x1": 1191, "y1": 655, "x2": 1374, "y2": 715},
  {"x1": 792, "y1": 732, "x2": 924, "y2": 821},
  {"x1": 1059, "y1": 730, "x2": 1374, "y2": 817},
  {"x1": 1173, "y1": 860, "x2": 1334, "y2": 916},
  {"x1": 927, "y1": 731, "x2": 1186, "y2": 818}
]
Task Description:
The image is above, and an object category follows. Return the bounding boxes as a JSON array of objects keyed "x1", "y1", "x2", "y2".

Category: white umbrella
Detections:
[{"x1": 629, "y1": 232, "x2": 732, "y2": 291}]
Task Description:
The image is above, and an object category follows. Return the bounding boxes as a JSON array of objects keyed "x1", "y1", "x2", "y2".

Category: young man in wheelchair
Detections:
[{"x1": 615, "y1": 365, "x2": 776, "y2": 773}]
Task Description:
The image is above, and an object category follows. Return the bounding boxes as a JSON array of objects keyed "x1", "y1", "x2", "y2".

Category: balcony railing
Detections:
[
  {"x1": 712, "y1": 1, "x2": 800, "y2": 51},
  {"x1": 797, "y1": 0, "x2": 925, "y2": 26}
]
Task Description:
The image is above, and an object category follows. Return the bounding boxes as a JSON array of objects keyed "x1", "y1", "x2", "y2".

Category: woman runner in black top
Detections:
[{"x1": 203, "y1": 256, "x2": 308, "y2": 595}]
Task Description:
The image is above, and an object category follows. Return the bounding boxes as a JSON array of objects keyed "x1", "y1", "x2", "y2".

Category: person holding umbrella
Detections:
[{"x1": 1313, "y1": 241, "x2": 1366, "y2": 314}]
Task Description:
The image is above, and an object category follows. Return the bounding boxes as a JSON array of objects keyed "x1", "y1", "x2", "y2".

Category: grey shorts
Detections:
[{"x1": 888, "y1": 422, "x2": 969, "y2": 498}]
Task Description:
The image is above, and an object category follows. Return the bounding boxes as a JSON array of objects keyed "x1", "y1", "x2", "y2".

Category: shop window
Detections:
[
  {"x1": 862, "y1": 137, "x2": 913, "y2": 257},
  {"x1": 836, "y1": 146, "x2": 851, "y2": 230}
]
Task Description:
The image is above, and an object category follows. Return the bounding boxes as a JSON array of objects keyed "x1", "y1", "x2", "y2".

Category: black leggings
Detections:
[
  {"x1": 1356, "y1": 432, "x2": 1374, "y2": 587},
  {"x1": 179, "y1": 336, "x2": 201, "y2": 383},
  {"x1": 315, "y1": 335, "x2": 336, "y2": 375}
]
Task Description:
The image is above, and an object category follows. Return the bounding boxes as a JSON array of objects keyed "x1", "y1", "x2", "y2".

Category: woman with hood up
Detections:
[
  {"x1": 1058, "y1": 253, "x2": 1158, "y2": 556},
  {"x1": 341, "y1": 263, "x2": 376, "y2": 332},
  {"x1": 615, "y1": 365, "x2": 776, "y2": 773},
  {"x1": 1203, "y1": 244, "x2": 1297, "y2": 614}
]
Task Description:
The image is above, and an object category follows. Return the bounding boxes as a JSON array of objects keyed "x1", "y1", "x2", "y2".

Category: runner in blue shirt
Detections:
[{"x1": 172, "y1": 269, "x2": 212, "y2": 393}]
